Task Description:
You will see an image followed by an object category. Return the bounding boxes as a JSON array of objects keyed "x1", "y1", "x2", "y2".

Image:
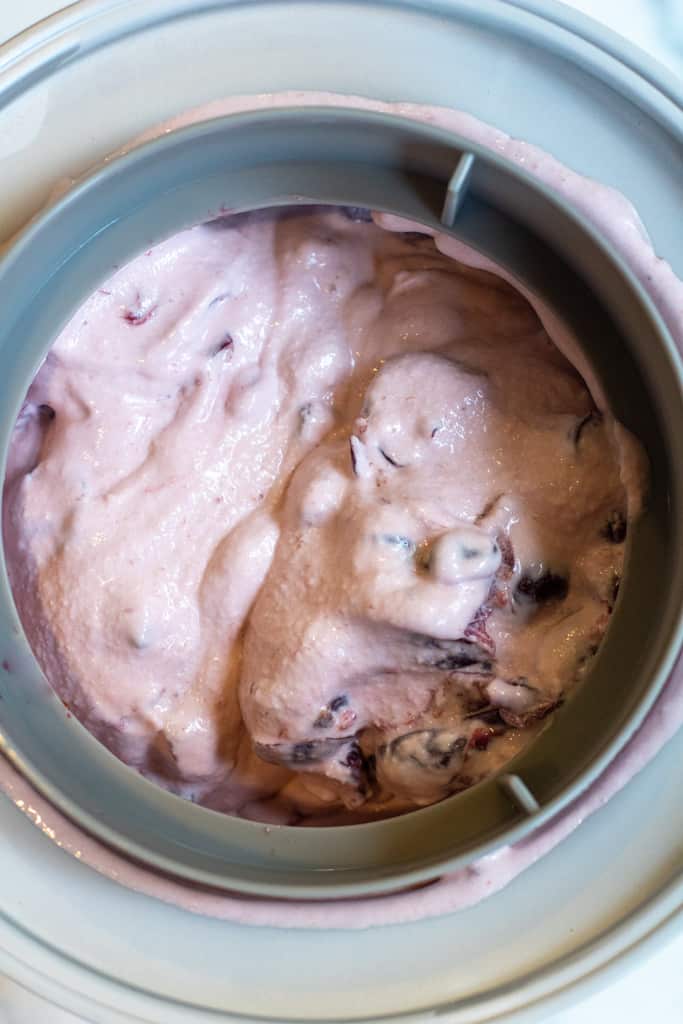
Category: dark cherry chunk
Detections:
[
  {"x1": 382, "y1": 729, "x2": 467, "y2": 771},
  {"x1": 469, "y1": 727, "x2": 497, "y2": 751},
  {"x1": 516, "y1": 571, "x2": 569, "y2": 604},
  {"x1": 341, "y1": 744, "x2": 364, "y2": 771},
  {"x1": 433, "y1": 650, "x2": 492, "y2": 672},
  {"x1": 38, "y1": 404, "x2": 56, "y2": 422},
  {"x1": 314, "y1": 709, "x2": 334, "y2": 729},
  {"x1": 299, "y1": 402, "x2": 313, "y2": 424},
  {"x1": 603, "y1": 511, "x2": 627, "y2": 544},
  {"x1": 341, "y1": 206, "x2": 373, "y2": 222},
  {"x1": 212, "y1": 333, "x2": 234, "y2": 357},
  {"x1": 291, "y1": 742, "x2": 320, "y2": 763},
  {"x1": 413, "y1": 636, "x2": 494, "y2": 674},
  {"x1": 313, "y1": 693, "x2": 350, "y2": 729}
]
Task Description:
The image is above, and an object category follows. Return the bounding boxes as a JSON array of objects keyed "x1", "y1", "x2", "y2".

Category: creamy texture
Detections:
[
  {"x1": 240, "y1": 312, "x2": 638, "y2": 814},
  {"x1": 2, "y1": 660, "x2": 680, "y2": 928},
  {"x1": 3, "y1": 205, "x2": 642, "y2": 821},
  {"x1": 0, "y1": 91, "x2": 681, "y2": 929}
]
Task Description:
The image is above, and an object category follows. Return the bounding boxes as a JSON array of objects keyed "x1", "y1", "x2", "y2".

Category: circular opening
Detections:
[{"x1": 0, "y1": 109, "x2": 682, "y2": 899}]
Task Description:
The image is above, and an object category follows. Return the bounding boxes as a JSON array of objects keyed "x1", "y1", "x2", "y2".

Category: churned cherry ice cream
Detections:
[{"x1": 3, "y1": 188, "x2": 645, "y2": 824}]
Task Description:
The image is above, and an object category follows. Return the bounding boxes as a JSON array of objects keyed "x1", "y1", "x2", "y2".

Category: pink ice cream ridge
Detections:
[{"x1": 1, "y1": 92, "x2": 680, "y2": 931}]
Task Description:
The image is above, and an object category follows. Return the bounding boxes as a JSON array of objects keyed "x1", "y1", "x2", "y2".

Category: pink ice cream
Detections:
[
  {"x1": 3, "y1": 202, "x2": 644, "y2": 822},
  {"x1": 239, "y1": 269, "x2": 643, "y2": 815},
  {"x1": 0, "y1": 92, "x2": 680, "y2": 930}
]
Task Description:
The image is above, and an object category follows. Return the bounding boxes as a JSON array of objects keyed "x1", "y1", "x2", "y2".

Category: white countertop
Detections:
[{"x1": 0, "y1": 2, "x2": 681, "y2": 1022}]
